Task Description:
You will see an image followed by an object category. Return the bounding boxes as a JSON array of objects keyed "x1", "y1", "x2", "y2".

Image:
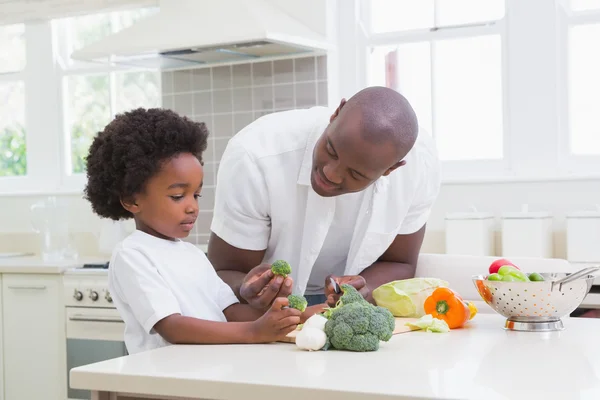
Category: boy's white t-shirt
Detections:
[{"x1": 108, "y1": 230, "x2": 239, "y2": 354}]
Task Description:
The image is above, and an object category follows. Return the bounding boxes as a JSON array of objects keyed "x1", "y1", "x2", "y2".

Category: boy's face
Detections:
[{"x1": 123, "y1": 153, "x2": 204, "y2": 241}]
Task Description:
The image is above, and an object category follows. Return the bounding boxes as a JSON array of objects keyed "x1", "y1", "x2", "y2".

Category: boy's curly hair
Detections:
[{"x1": 83, "y1": 108, "x2": 208, "y2": 220}]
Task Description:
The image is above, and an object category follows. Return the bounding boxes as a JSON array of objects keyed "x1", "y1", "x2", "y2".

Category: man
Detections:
[{"x1": 208, "y1": 86, "x2": 441, "y2": 312}]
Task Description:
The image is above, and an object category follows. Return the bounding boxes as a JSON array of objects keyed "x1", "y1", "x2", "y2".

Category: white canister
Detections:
[
  {"x1": 501, "y1": 206, "x2": 553, "y2": 258},
  {"x1": 566, "y1": 209, "x2": 600, "y2": 263},
  {"x1": 445, "y1": 211, "x2": 495, "y2": 256}
]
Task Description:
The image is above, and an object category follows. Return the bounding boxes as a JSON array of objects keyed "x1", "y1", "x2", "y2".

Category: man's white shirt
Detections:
[{"x1": 211, "y1": 107, "x2": 441, "y2": 295}]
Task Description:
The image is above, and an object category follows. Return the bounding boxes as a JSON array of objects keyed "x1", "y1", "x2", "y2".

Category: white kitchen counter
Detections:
[
  {"x1": 70, "y1": 314, "x2": 600, "y2": 400},
  {"x1": 0, "y1": 256, "x2": 108, "y2": 274}
]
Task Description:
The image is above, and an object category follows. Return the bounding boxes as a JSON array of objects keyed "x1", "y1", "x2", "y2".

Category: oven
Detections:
[{"x1": 63, "y1": 268, "x2": 127, "y2": 400}]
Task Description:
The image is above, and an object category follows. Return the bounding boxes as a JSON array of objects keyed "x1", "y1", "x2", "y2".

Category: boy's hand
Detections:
[
  {"x1": 240, "y1": 264, "x2": 293, "y2": 310},
  {"x1": 249, "y1": 297, "x2": 301, "y2": 343}
]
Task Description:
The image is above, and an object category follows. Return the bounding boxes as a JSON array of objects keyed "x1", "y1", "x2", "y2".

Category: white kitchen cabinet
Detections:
[{"x1": 2, "y1": 274, "x2": 66, "y2": 400}]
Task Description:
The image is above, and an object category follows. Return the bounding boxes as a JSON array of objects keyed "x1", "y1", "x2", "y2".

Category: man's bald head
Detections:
[
  {"x1": 310, "y1": 86, "x2": 420, "y2": 197},
  {"x1": 338, "y1": 86, "x2": 419, "y2": 157}
]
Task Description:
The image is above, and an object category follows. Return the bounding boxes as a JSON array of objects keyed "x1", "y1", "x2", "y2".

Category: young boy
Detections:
[{"x1": 84, "y1": 108, "x2": 301, "y2": 354}]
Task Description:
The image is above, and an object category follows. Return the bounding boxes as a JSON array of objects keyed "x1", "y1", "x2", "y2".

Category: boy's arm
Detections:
[
  {"x1": 153, "y1": 314, "x2": 256, "y2": 344},
  {"x1": 154, "y1": 298, "x2": 301, "y2": 344}
]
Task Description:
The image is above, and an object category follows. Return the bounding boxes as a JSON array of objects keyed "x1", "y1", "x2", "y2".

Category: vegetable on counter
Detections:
[
  {"x1": 424, "y1": 287, "x2": 471, "y2": 329},
  {"x1": 287, "y1": 294, "x2": 308, "y2": 312},
  {"x1": 323, "y1": 284, "x2": 395, "y2": 352},
  {"x1": 467, "y1": 301, "x2": 478, "y2": 320},
  {"x1": 372, "y1": 278, "x2": 449, "y2": 318},
  {"x1": 405, "y1": 314, "x2": 450, "y2": 333},
  {"x1": 295, "y1": 314, "x2": 328, "y2": 351},
  {"x1": 271, "y1": 260, "x2": 292, "y2": 277}
]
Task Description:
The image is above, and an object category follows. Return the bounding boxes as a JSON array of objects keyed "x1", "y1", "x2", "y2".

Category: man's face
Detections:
[
  {"x1": 127, "y1": 153, "x2": 204, "y2": 240},
  {"x1": 310, "y1": 105, "x2": 404, "y2": 197}
]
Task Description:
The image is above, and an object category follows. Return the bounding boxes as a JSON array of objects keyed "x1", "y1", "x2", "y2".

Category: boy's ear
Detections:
[{"x1": 120, "y1": 196, "x2": 140, "y2": 214}]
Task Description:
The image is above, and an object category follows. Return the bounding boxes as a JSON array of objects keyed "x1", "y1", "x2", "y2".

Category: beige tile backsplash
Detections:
[{"x1": 162, "y1": 55, "x2": 328, "y2": 246}]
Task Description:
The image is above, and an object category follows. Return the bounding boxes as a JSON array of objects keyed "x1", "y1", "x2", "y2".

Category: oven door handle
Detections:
[{"x1": 69, "y1": 314, "x2": 123, "y2": 323}]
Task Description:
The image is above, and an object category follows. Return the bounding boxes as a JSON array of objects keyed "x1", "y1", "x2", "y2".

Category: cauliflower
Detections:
[
  {"x1": 271, "y1": 260, "x2": 292, "y2": 277},
  {"x1": 288, "y1": 294, "x2": 308, "y2": 312},
  {"x1": 322, "y1": 285, "x2": 395, "y2": 352}
]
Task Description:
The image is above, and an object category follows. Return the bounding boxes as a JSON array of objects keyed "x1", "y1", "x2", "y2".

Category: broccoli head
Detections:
[
  {"x1": 271, "y1": 260, "x2": 291, "y2": 277},
  {"x1": 287, "y1": 294, "x2": 308, "y2": 312},
  {"x1": 323, "y1": 300, "x2": 395, "y2": 352}
]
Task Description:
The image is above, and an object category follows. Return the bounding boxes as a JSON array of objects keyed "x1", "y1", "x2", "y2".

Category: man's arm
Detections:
[
  {"x1": 359, "y1": 225, "x2": 426, "y2": 303},
  {"x1": 222, "y1": 302, "x2": 266, "y2": 321},
  {"x1": 208, "y1": 232, "x2": 293, "y2": 309},
  {"x1": 208, "y1": 232, "x2": 265, "y2": 300}
]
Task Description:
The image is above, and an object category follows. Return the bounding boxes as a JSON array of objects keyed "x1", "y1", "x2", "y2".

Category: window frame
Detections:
[
  {"x1": 559, "y1": 4, "x2": 600, "y2": 175},
  {"x1": 330, "y1": 0, "x2": 600, "y2": 184},
  {"x1": 0, "y1": 9, "x2": 161, "y2": 196},
  {"x1": 365, "y1": 16, "x2": 509, "y2": 180}
]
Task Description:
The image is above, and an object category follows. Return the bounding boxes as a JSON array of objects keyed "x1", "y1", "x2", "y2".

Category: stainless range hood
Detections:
[{"x1": 70, "y1": 0, "x2": 330, "y2": 70}]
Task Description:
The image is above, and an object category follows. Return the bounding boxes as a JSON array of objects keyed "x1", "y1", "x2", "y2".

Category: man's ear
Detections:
[
  {"x1": 329, "y1": 98, "x2": 347, "y2": 123},
  {"x1": 120, "y1": 195, "x2": 140, "y2": 214},
  {"x1": 382, "y1": 160, "x2": 406, "y2": 176}
]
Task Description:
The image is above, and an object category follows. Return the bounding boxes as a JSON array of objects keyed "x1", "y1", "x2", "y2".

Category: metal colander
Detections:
[{"x1": 472, "y1": 266, "x2": 599, "y2": 331}]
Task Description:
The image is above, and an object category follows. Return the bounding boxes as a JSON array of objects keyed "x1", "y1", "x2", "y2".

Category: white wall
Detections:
[
  {"x1": 422, "y1": 178, "x2": 600, "y2": 259},
  {"x1": 2, "y1": 178, "x2": 599, "y2": 259}
]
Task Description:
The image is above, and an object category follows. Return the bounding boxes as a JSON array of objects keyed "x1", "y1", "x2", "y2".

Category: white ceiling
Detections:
[{"x1": 0, "y1": 0, "x2": 158, "y2": 25}]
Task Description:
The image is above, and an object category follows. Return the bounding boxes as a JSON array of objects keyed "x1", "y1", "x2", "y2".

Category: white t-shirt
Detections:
[
  {"x1": 305, "y1": 190, "x2": 365, "y2": 295},
  {"x1": 212, "y1": 107, "x2": 441, "y2": 295},
  {"x1": 108, "y1": 230, "x2": 239, "y2": 354}
]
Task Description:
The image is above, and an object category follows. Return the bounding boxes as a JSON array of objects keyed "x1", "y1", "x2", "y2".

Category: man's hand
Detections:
[
  {"x1": 239, "y1": 263, "x2": 293, "y2": 310},
  {"x1": 324, "y1": 274, "x2": 370, "y2": 307}
]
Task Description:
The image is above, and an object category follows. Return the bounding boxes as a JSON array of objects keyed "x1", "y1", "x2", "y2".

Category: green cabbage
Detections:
[{"x1": 372, "y1": 278, "x2": 449, "y2": 317}]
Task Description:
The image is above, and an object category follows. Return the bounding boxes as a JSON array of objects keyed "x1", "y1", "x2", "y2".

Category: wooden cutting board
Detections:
[{"x1": 279, "y1": 317, "x2": 421, "y2": 344}]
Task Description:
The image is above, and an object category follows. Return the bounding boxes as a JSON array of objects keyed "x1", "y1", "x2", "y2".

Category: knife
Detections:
[{"x1": 329, "y1": 277, "x2": 341, "y2": 294}]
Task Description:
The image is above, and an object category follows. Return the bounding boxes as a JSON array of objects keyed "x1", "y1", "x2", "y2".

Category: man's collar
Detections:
[{"x1": 297, "y1": 122, "x2": 325, "y2": 186}]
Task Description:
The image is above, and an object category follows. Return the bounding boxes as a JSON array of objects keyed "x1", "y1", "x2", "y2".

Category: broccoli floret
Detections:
[
  {"x1": 338, "y1": 283, "x2": 365, "y2": 305},
  {"x1": 323, "y1": 300, "x2": 395, "y2": 352},
  {"x1": 322, "y1": 284, "x2": 366, "y2": 319},
  {"x1": 287, "y1": 294, "x2": 308, "y2": 312},
  {"x1": 271, "y1": 260, "x2": 291, "y2": 277}
]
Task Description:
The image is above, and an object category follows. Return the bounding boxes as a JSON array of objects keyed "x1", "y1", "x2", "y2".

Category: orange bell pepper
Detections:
[{"x1": 424, "y1": 288, "x2": 471, "y2": 329}]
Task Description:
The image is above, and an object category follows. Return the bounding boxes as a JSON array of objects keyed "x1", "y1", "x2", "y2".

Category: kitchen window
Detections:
[
  {"x1": 565, "y1": 0, "x2": 600, "y2": 170},
  {"x1": 0, "y1": 6, "x2": 160, "y2": 195},
  {"x1": 335, "y1": 0, "x2": 600, "y2": 182},
  {"x1": 0, "y1": 24, "x2": 26, "y2": 178},
  {"x1": 364, "y1": 0, "x2": 506, "y2": 178},
  {"x1": 56, "y1": 8, "x2": 160, "y2": 175}
]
